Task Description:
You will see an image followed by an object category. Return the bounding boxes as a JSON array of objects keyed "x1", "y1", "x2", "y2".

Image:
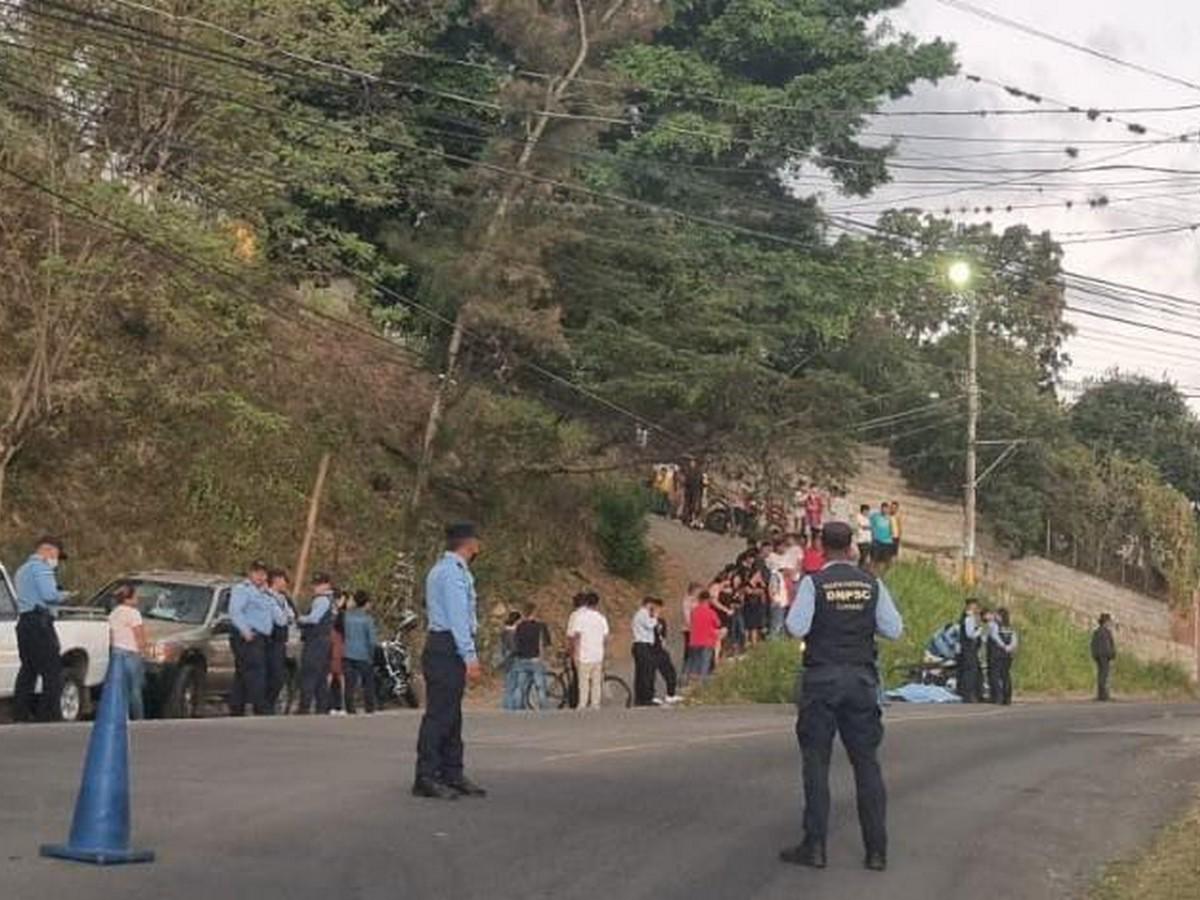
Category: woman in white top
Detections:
[{"x1": 108, "y1": 584, "x2": 148, "y2": 719}]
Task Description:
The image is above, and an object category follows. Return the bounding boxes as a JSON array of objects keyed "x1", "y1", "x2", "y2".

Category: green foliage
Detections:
[
  {"x1": 697, "y1": 562, "x2": 1192, "y2": 703},
  {"x1": 694, "y1": 639, "x2": 803, "y2": 704},
  {"x1": 1071, "y1": 375, "x2": 1200, "y2": 502},
  {"x1": 592, "y1": 481, "x2": 653, "y2": 579}
]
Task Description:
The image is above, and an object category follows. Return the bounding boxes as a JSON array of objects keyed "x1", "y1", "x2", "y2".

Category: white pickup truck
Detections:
[{"x1": 0, "y1": 562, "x2": 111, "y2": 721}]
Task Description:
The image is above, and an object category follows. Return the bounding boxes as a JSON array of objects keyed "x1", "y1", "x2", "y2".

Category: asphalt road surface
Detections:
[{"x1": 4, "y1": 701, "x2": 1199, "y2": 900}]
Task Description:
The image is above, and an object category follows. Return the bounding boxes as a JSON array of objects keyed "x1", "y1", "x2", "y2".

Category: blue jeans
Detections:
[
  {"x1": 112, "y1": 648, "x2": 145, "y2": 720},
  {"x1": 507, "y1": 658, "x2": 549, "y2": 710},
  {"x1": 684, "y1": 647, "x2": 715, "y2": 684},
  {"x1": 770, "y1": 605, "x2": 787, "y2": 638}
]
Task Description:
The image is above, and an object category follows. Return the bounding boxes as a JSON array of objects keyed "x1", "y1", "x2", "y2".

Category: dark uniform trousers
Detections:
[
  {"x1": 14, "y1": 609, "x2": 63, "y2": 722},
  {"x1": 229, "y1": 631, "x2": 270, "y2": 716},
  {"x1": 298, "y1": 636, "x2": 332, "y2": 714},
  {"x1": 416, "y1": 632, "x2": 466, "y2": 783},
  {"x1": 987, "y1": 649, "x2": 1013, "y2": 705},
  {"x1": 796, "y1": 664, "x2": 887, "y2": 855},
  {"x1": 958, "y1": 645, "x2": 983, "y2": 703},
  {"x1": 1096, "y1": 658, "x2": 1112, "y2": 701},
  {"x1": 633, "y1": 643, "x2": 657, "y2": 705},
  {"x1": 266, "y1": 625, "x2": 290, "y2": 712}
]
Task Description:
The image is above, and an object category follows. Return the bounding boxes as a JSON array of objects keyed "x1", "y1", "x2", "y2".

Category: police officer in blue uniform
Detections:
[
  {"x1": 13, "y1": 536, "x2": 69, "y2": 723},
  {"x1": 228, "y1": 560, "x2": 274, "y2": 716},
  {"x1": 958, "y1": 598, "x2": 984, "y2": 703},
  {"x1": 297, "y1": 572, "x2": 335, "y2": 714},
  {"x1": 413, "y1": 523, "x2": 486, "y2": 800},
  {"x1": 781, "y1": 522, "x2": 904, "y2": 872},
  {"x1": 265, "y1": 568, "x2": 296, "y2": 713}
]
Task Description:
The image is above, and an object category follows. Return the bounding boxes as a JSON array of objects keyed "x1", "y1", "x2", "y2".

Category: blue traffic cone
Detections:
[{"x1": 40, "y1": 652, "x2": 155, "y2": 865}]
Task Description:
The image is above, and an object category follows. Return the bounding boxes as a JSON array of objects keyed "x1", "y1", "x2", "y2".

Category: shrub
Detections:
[{"x1": 593, "y1": 480, "x2": 652, "y2": 579}]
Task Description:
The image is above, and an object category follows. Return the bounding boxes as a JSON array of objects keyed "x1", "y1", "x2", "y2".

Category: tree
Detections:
[{"x1": 1070, "y1": 375, "x2": 1200, "y2": 502}]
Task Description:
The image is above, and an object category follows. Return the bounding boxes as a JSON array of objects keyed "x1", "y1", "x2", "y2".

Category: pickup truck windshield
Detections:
[{"x1": 89, "y1": 581, "x2": 213, "y2": 625}]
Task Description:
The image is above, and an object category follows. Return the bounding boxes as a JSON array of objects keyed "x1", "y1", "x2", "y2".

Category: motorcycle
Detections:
[{"x1": 373, "y1": 609, "x2": 424, "y2": 709}]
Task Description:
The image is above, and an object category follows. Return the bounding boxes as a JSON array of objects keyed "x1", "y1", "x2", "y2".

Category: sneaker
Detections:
[
  {"x1": 779, "y1": 841, "x2": 827, "y2": 869},
  {"x1": 329, "y1": 709, "x2": 348, "y2": 717},
  {"x1": 664, "y1": 695, "x2": 684, "y2": 705},
  {"x1": 650, "y1": 698, "x2": 664, "y2": 706}
]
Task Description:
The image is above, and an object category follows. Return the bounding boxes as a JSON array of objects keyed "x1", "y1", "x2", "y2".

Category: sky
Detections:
[{"x1": 813, "y1": 0, "x2": 1200, "y2": 400}]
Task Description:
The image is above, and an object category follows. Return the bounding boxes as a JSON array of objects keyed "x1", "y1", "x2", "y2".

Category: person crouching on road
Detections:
[
  {"x1": 108, "y1": 584, "x2": 147, "y2": 720},
  {"x1": 987, "y1": 607, "x2": 1018, "y2": 705},
  {"x1": 297, "y1": 572, "x2": 336, "y2": 715},
  {"x1": 957, "y1": 598, "x2": 984, "y2": 703},
  {"x1": 13, "y1": 535, "x2": 69, "y2": 723},
  {"x1": 781, "y1": 522, "x2": 903, "y2": 873},
  {"x1": 265, "y1": 568, "x2": 296, "y2": 713},
  {"x1": 229, "y1": 560, "x2": 275, "y2": 716},
  {"x1": 342, "y1": 591, "x2": 379, "y2": 715}
]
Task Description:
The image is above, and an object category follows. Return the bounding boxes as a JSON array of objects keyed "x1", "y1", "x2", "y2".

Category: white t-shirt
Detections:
[
  {"x1": 568, "y1": 607, "x2": 610, "y2": 664},
  {"x1": 109, "y1": 604, "x2": 143, "y2": 653},
  {"x1": 765, "y1": 551, "x2": 788, "y2": 573}
]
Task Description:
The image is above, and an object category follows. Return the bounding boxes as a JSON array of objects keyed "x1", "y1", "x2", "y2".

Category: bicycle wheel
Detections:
[
  {"x1": 601, "y1": 675, "x2": 632, "y2": 709},
  {"x1": 544, "y1": 671, "x2": 568, "y2": 709}
]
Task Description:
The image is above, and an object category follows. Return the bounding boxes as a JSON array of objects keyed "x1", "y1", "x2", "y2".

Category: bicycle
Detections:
[{"x1": 523, "y1": 651, "x2": 632, "y2": 710}]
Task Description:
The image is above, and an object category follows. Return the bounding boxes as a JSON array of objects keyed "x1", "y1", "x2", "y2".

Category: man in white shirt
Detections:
[{"x1": 567, "y1": 591, "x2": 610, "y2": 710}]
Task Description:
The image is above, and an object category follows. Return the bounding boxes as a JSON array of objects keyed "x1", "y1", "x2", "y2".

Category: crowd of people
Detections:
[{"x1": 222, "y1": 562, "x2": 382, "y2": 718}]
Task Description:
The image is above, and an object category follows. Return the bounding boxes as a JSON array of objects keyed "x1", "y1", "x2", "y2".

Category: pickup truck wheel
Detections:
[
  {"x1": 59, "y1": 670, "x2": 86, "y2": 722},
  {"x1": 164, "y1": 664, "x2": 205, "y2": 718}
]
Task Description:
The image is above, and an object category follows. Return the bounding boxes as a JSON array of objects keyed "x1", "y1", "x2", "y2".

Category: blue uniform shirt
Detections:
[
  {"x1": 298, "y1": 592, "x2": 333, "y2": 626},
  {"x1": 14, "y1": 554, "x2": 66, "y2": 614},
  {"x1": 425, "y1": 552, "x2": 478, "y2": 663},
  {"x1": 342, "y1": 609, "x2": 378, "y2": 662},
  {"x1": 268, "y1": 590, "x2": 295, "y2": 629},
  {"x1": 786, "y1": 563, "x2": 904, "y2": 641},
  {"x1": 229, "y1": 580, "x2": 274, "y2": 638}
]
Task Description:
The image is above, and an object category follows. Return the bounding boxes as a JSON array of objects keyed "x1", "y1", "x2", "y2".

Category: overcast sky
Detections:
[{"x1": 820, "y1": 0, "x2": 1200, "y2": 398}]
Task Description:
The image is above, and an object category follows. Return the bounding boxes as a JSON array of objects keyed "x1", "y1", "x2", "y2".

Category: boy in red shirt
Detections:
[
  {"x1": 685, "y1": 591, "x2": 722, "y2": 683},
  {"x1": 802, "y1": 533, "x2": 826, "y2": 575}
]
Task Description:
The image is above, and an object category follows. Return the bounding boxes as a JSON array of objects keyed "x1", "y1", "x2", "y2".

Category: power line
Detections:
[{"x1": 932, "y1": 0, "x2": 1200, "y2": 95}]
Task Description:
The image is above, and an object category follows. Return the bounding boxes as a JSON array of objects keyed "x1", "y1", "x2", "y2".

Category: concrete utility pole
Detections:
[
  {"x1": 964, "y1": 291, "x2": 979, "y2": 589},
  {"x1": 948, "y1": 259, "x2": 977, "y2": 588}
]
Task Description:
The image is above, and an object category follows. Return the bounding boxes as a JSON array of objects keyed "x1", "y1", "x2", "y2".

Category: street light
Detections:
[
  {"x1": 948, "y1": 259, "x2": 979, "y2": 589},
  {"x1": 948, "y1": 259, "x2": 972, "y2": 289}
]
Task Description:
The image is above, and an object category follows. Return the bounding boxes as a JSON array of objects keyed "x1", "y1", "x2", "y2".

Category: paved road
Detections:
[{"x1": 3, "y1": 701, "x2": 1199, "y2": 900}]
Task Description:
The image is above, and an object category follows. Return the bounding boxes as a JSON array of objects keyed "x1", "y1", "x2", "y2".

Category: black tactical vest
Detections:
[
  {"x1": 803, "y1": 563, "x2": 880, "y2": 668},
  {"x1": 300, "y1": 593, "x2": 334, "y2": 642}
]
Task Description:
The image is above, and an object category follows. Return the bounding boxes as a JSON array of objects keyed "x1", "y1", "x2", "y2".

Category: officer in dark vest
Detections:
[
  {"x1": 296, "y1": 572, "x2": 335, "y2": 714},
  {"x1": 780, "y1": 521, "x2": 903, "y2": 873},
  {"x1": 957, "y1": 598, "x2": 984, "y2": 703}
]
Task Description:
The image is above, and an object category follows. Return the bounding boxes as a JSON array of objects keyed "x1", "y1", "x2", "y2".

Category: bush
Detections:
[
  {"x1": 593, "y1": 480, "x2": 652, "y2": 579},
  {"x1": 696, "y1": 561, "x2": 1193, "y2": 703}
]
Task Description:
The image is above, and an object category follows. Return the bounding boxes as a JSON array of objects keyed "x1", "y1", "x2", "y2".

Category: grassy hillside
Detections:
[
  {"x1": 697, "y1": 561, "x2": 1193, "y2": 704},
  {"x1": 0, "y1": 311, "x2": 641, "y2": 643}
]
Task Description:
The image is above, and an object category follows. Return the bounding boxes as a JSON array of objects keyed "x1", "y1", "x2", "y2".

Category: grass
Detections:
[
  {"x1": 1092, "y1": 802, "x2": 1200, "y2": 899},
  {"x1": 696, "y1": 561, "x2": 1193, "y2": 703}
]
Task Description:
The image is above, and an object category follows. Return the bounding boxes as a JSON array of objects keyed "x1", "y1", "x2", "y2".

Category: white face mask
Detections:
[{"x1": 47, "y1": 557, "x2": 59, "y2": 571}]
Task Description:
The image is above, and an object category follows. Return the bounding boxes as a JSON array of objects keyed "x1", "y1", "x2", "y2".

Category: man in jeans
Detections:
[
  {"x1": 567, "y1": 591, "x2": 609, "y2": 709},
  {"x1": 507, "y1": 603, "x2": 552, "y2": 709}
]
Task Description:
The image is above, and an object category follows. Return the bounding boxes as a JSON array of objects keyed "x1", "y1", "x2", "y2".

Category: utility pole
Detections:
[
  {"x1": 948, "y1": 258, "x2": 977, "y2": 589},
  {"x1": 963, "y1": 289, "x2": 979, "y2": 589}
]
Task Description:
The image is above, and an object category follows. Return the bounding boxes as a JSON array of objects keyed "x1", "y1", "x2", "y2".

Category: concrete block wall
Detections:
[{"x1": 847, "y1": 446, "x2": 1196, "y2": 675}]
